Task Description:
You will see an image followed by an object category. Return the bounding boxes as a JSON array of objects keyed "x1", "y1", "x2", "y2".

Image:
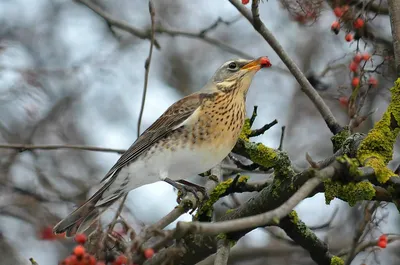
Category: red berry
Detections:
[
  {"x1": 345, "y1": 33, "x2": 353, "y2": 42},
  {"x1": 339, "y1": 97, "x2": 349, "y2": 107},
  {"x1": 242, "y1": 0, "x2": 249, "y2": 4},
  {"x1": 353, "y1": 54, "x2": 362, "y2": 63},
  {"x1": 144, "y1": 248, "x2": 155, "y2": 259},
  {"x1": 353, "y1": 18, "x2": 365, "y2": 29},
  {"x1": 39, "y1": 226, "x2": 57, "y2": 240},
  {"x1": 69, "y1": 255, "x2": 78, "y2": 265},
  {"x1": 74, "y1": 234, "x2": 87, "y2": 245},
  {"x1": 368, "y1": 77, "x2": 378, "y2": 87},
  {"x1": 96, "y1": 262, "x2": 106, "y2": 265},
  {"x1": 331, "y1": 21, "x2": 340, "y2": 34},
  {"x1": 333, "y1": 7, "x2": 343, "y2": 17},
  {"x1": 378, "y1": 240, "x2": 387, "y2": 248},
  {"x1": 362, "y1": 53, "x2": 371, "y2": 61},
  {"x1": 352, "y1": 77, "x2": 360, "y2": 87},
  {"x1": 83, "y1": 254, "x2": 96, "y2": 265},
  {"x1": 73, "y1": 245, "x2": 86, "y2": 257},
  {"x1": 114, "y1": 255, "x2": 128, "y2": 265},
  {"x1": 260, "y1": 57, "x2": 272, "y2": 67},
  {"x1": 379, "y1": 234, "x2": 388, "y2": 242},
  {"x1": 349, "y1": 61, "x2": 358, "y2": 72}
]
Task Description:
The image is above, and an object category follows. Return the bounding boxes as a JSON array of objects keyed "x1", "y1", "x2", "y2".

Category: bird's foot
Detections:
[{"x1": 163, "y1": 178, "x2": 208, "y2": 212}]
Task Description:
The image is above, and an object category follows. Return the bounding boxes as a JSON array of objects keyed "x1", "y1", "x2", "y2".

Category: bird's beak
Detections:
[{"x1": 241, "y1": 57, "x2": 272, "y2": 71}]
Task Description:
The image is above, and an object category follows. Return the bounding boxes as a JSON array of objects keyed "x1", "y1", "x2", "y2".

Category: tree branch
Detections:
[
  {"x1": 75, "y1": 0, "x2": 161, "y2": 49},
  {"x1": 175, "y1": 171, "x2": 328, "y2": 237},
  {"x1": 0, "y1": 143, "x2": 126, "y2": 154},
  {"x1": 388, "y1": 0, "x2": 400, "y2": 76},
  {"x1": 137, "y1": 0, "x2": 156, "y2": 137},
  {"x1": 229, "y1": 0, "x2": 342, "y2": 134}
]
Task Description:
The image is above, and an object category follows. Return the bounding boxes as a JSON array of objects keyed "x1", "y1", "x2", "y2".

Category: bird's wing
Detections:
[{"x1": 100, "y1": 92, "x2": 206, "y2": 182}]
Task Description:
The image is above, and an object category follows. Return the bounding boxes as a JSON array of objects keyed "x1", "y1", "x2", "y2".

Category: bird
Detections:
[{"x1": 53, "y1": 56, "x2": 272, "y2": 236}]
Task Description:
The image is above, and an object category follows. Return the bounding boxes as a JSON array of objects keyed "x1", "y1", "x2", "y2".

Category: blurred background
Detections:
[{"x1": 0, "y1": 0, "x2": 399, "y2": 264}]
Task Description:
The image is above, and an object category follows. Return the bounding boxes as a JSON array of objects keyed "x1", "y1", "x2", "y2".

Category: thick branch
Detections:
[
  {"x1": 388, "y1": 0, "x2": 400, "y2": 76},
  {"x1": 214, "y1": 239, "x2": 230, "y2": 265},
  {"x1": 229, "y1": 0, "x2": 342, "y2": 134},
  {"x1": 279, "y1": 212, "x2": 334, "y2": 265},
  {"x1": 175, "y1": 173, "x2": 327, "y2": 237}
]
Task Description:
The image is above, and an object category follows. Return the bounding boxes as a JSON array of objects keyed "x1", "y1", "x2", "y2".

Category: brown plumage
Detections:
[{"x1": 53, "y1": 57, "x2": 271, "y2": 236}]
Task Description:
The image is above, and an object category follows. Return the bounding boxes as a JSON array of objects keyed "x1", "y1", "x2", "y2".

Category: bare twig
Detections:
[
  {"x1": 0, "y1": 143, "x2": 125, "y2": 154},
  {"x1": 74, "y1": 0, "x2": 253, "y2": 59},
  {"x1": 278, "y1": 126, "x2": 286, "y2": 151},
  {"x1": 248, "y1": 119, "x2": 278, "y2": 137},
  {"x1": 99, "y1": 195, "x2": 129, "y2": 254},
  {"x1": 154, "y1": 26, "x2": 252, "y2": 59},
  {"x1": 344, "y1": 202, "x2": 380, "y2": 265},
  {"x1": 249, "y1": 106, "x2": 258, "y2": 126},
  {"x1": 228, "y1": 154, "x2": 259, "y2": 171},
  {"x1": 137, "y1": 1, "x2": 156, "y2": 137},
  {"x1": 214, "y1": 238, "x2": 231, "y2": 265},
  {"x1": 229, "y1": 0, "x2": 342, "y2": 134},
  {"x1": 75, "y1": 0, "x2": 161, "y2": 49},
  {"x1": 199, "y1": 15, "x2": 242, "y2": 36}
]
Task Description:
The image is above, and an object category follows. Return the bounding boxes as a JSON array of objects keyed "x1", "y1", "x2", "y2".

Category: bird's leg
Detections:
[{"x1": 163, "y1": 178, "x2": 207, "y2": 207}]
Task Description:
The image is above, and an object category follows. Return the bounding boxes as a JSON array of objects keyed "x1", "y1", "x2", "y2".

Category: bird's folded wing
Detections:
[{"x1": 100, "y1": 92, "x2": 204, "y2": 183}]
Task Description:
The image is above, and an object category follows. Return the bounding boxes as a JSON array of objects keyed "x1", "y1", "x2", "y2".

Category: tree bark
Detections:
[{"x1": 388, "y1": 0, "x2": 400, "y2": 76}]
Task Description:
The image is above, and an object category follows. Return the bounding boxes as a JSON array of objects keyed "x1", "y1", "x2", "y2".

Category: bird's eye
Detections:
[{"x1": 228, "y1": 62, "x2": 238, "y2": 70}]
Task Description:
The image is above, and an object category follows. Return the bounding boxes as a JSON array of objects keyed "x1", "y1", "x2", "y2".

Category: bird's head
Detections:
[{"x1": 208, "y1": 57, "x2": 271, "y2": 94}]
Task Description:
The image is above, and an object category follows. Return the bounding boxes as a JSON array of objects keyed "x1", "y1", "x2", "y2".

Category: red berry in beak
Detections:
[{"x1": 260, "y1": 57, "x2": 272, "y2": 68}]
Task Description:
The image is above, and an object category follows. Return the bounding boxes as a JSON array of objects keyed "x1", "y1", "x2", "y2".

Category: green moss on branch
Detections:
[
  {"x1": 196, "y1": 176, "x2": 249, "y2": 220},
  {"x1": 331, "y1": 127, "x2": 350, "y2": 153},
  {"x1": 323, "y1": 179, "x2": 375, "y2": 206},
  {"x1": 330, "y1": 256, "x2": 344, "y2": 265},
  {"x1": 357, "y1": 79, "x2": 400, "y2": 183}
]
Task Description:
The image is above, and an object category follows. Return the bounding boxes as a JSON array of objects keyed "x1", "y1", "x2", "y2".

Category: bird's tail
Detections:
[{"x1": 53, "y1": 178, "x2": 120, "y2": 237}]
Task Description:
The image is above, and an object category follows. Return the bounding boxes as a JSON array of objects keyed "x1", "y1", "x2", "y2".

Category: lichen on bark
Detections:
[{"x1": 357, "y1": 78, "x2": 400, "y2": 183}]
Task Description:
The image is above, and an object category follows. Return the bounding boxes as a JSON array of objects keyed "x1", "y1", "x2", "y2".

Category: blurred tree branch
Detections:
[
  {"x1": 0, "y1": 143, "x2": 125, "y2": 154},
  {"x1": 229, "y1": 0, "x2": 343, "y2": 135},
  {"x1": 137, "y1": 0, "x2": 156, "y2": 137},
  {"x1": 388, "y1": 0, "x2": 400, "y2": 76},
  {"x1": 75, "y1": 0, "x2": 161, "y2": 49}
]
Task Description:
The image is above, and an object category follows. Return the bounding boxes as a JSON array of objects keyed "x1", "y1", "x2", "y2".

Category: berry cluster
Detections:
[
  {"x1": 330, "y1": 4, "x2": 365, "y2": 42},
  {"x1": 377, "y1": 234, "x2": 387, "y2": 248},
  {"x1": 57, "y1": 234, "x2": 155, "y2": 265},
  {"x1": 348, "y1": 52, "x2": 377, "y2": 88}
]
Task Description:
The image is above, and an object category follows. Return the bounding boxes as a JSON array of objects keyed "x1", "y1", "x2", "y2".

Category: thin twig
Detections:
[
  {"x1": 155, "y1": 26, "x2": 252, "y2": 59},
  {"x1": 248, "y1": 119, "x2": 278, "y2": 137},
  {"x1": 249, "y1": 106, "x2": 258, "y2": 126},
  {"x1": 137, "y1": 1, "x2": 156, "y2": 137},
  {"x1": 199, "y1": 15, "x2": 242, "y2": 36},
  {"x1": 100, "y1": 195, "x2": 128, "y2": 253},
  {"x1": 0, "y1": 143, "x2": 125, "y2": 154},
  {"x1": 278, "y1": 126, "x2": 286, "y2": 151},
  {"x1": 228, "y1": 153, "x2": 259, "y2": 171},
  {"x1": 344, "y1": 202, "x2": 380, "y2": 265},
  {"x1": 75, "y1": 0, "x2": 161, "y2": 48},
  {"x1": 229, "y1": 0, "x2": 342, "y2": 135}
]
